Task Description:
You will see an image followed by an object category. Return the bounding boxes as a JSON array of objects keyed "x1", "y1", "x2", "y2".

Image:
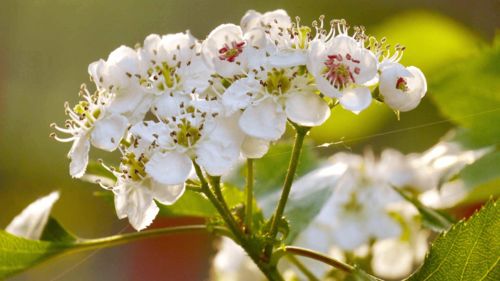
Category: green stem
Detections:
[
  {"x1": 75, "y1": 225, "x2": 228, "y2": 251},
  {"x1": 245, "y1": 158, "x2": 254, "y2": 234},
  {"x1": 283, "y1": 246, "x2": 354, "y2": 274},
  {"x1": 266, "y1": 125, "x2": 309, "y2": 256},
  {"x1": 193, "y1": 161, "x2": 283, "y2": 281}
]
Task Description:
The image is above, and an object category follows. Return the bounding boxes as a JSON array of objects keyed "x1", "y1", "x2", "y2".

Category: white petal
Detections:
[
  {"x1": 306, "y1": 39, "x2": 326, "y2": 76},
  {"x1": 221, "y1": 77, "x2": 259, "y2": 115},
  {"x1": 315, "y1": 75, "x2": 342, "y2": 99},
  {"x1": 105, "y1": 45, "x2": 140, "y2": 89},
  {"x1": 239, "y1": 99, "x2": 287, "y2": 141},
  {"x1": 269, "y1": 50, "x2": 307, "y2": 68},
  {"x1": 241, "y1": 136, "x2": 270, "y2": 159},
  {"x1": 68, "y1": 135, "x2": 90, "y2": 178},
  {"x1": 339, "y1": 87, "x2": 372, "y2": 113},
  {"x1": 196, "y1": 114, "x2": 244, "y2": 175},
  {"x1": 332, "y1": 219, "x2": 369, "y2": 250},
  {"x1": 150, "y1": 181, "x2": 186, "y2": 205},
  {"x1": 285, "y1": 92, "x2": 330, "y2": 126},
  {"x1": 113, "y1": 182, "x2": 158, "y2": 231},
  {"x1": 240, "y1": 10, "x2": 262, "y2": 32},
  {"x1": 91, "y1": 114, "x2": 128, "y2": 151},
  {"x1": 145, "y1": 151, "x2": 192, "y2": 185},
  {"x1": 88, "y1": 59, "x2": 106, "y2": 89},
  {"x1": 152, "y1": 94, "x2": 191, "y2": 119},
  {"x1": 6, "y1": 192, "x2": 60, "y2": 240},
  {"x1": 372, "y1": 239, "x2": 414, "y2": 279},
  {"x1": 354, "y1": 48, "x2": 378, "y2": 84}
]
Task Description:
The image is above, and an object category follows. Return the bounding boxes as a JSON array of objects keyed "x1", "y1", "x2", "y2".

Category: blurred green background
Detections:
[{"x1": 0, "y1": 0, "x2": 498, "y2": 280}]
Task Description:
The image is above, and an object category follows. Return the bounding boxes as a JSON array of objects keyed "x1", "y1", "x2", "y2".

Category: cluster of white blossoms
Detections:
[
  {"x1": 52, "y1": 9, "x2": 427, "y2": 231},
  {"x1": 212, "y1": 138, "x2": 488, "y2": 280}
]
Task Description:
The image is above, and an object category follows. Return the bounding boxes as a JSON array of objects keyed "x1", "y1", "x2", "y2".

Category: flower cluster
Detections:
[{"x1": 53, "y1": 10, "x2": 427, "y2": 231}]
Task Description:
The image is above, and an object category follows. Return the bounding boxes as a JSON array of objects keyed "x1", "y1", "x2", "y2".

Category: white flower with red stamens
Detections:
[
  {"x1": 378, "y1": 63, "x2": 427, "y2": 112},
  {"x1": 51, "y1": 85, "x2": 128, "y2": 178},
  {"x1": 308, "y1": 27, "x2": 377, "y2": 113},
  {"x1": 202, "y1": 24, "x2": 269, "y2": 77}
]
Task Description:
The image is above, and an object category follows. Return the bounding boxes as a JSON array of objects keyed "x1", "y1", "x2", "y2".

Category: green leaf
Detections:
[
  {"x1": 431, "y1": 41, "x2": 500, "y2": 147},
  {"x1": 228, "y1": 141, "x2": 319, "y2": 200},
  {"x1": 459, "y1": 151, "x2": 500, "y2": 204},
  {"x1": 394, "y1": 188, "x2": 456, "y2": 232},
  {"x1": 158, "y1": 184, "x2": 245, "y2": 218},
  {"x1": 40, "y1": 217, "x2": 77, "y2": 243},
  {"x1": 406, "y1": 200, "x2": 500, "y2": 281},
  {"x1": 0, "y1": 219, "x2": 76, "y2": 279}
]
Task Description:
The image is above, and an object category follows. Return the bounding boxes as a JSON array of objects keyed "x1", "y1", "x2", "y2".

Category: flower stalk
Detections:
[
  {"x1": 245, "y1": 158, "x2": 254, "y2": 233},
  {"x1": 266, "y1": 124, "x2": 310, "y2": 257}
]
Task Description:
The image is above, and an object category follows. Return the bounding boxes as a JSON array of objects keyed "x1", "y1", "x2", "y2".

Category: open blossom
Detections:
[
  {"x1": 89, "y1": 46, "x2": 152, "y2": 124},
  {"x1": 139, "y1": 32, "x2": 211, "y2": 96},
  {"x1": 307, "y1": 22, "x2": 377, "y2": 113},
  {"x1": 240, "y1": 9, "x2": 309, "y2": 68},
  {"x1": 6, "y1": 192, "x2": 60, "y2": 240},
  {"x1": 51, "y1": 86, "x2": 128, "y2": 178},
  {"x1": 221, "y1": 68, "x2": 330, "y2": 141},
  {"x1": 304, "y1": 152, "x2": 403, "y2": 251},
  {"x1": 202, "y1": 24, "x2": 269, "y2": 77}
]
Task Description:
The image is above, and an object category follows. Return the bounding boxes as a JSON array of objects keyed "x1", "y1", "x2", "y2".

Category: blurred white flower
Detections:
[
  {"x1": 6, "y1": 192, "x2": 60, "y2": 240},
  {"x1": 212, "y1": 237, "x2": 265, "y2": 281}
]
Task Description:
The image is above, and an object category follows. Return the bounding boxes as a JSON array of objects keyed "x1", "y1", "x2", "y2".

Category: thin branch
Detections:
[
  {"x1": 245, "y1": 158, "x2": 254, "y2": 233},
  {"x1": 284, "y1": 246, "x2": 354, "y2": 274}
]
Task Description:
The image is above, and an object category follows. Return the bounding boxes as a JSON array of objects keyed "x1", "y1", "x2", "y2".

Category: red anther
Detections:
[
  {"x1": 354, "y1": 67, "x2": 361, "y2": 75},
  {"x1": 218, "y1": 41, "x2": 245, "y2": 62}
]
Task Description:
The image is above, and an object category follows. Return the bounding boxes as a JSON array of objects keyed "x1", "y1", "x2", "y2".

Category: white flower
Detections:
[
  {"x1": 52, "y1": 86, "x2": 128, "y2": 178},
  {"x1": 307, "y1": 33, "x2": 377, "y2": 113},
  {"x1": 240, "y1": 10, "x2": 308, "y2": 68},
  {"x1": 112, "y1": 162, "x2": 185, "y2": 231},
  {"x1": 89, "y1": 46, "x2": 152, "y2": 123},
  {"x1": 212, "y1": 238, "x2": 265, "y2": 281},
  {"x1": 371, "y1": 204, "x2": 429, "y2": 279},
  {"x1": 139, "y1": 32, "x2": 211, "y2": 96},
  {"x1": 294, "y1": 152, "x2": 403, "y2": 251},
  {"x1": 6, "y1": 192, "x2": 60, "y2": 240},
  {"x1": 125, "y1": 98, "x2": 244, "y2": 187},
  {"x1": 379, "y1": 63, "x2": 427, "y2": 112},
  {"x1": 221, "y1": 68, "x2": 330, "y2": 141},
  {"x1": 202, "y1": 24, "x2": 269, "y2": 77}
]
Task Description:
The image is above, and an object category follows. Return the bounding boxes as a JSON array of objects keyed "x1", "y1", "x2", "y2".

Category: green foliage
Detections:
[
  {"x1": 252, "y1": 141, "x2": 319, "y2": 199},
  {"x1": 158, "y1": 184, "x2": 245, "y2": 218},
  {"x1": 395, "y1": 188, "x2": 456, "y2": 232},
  {"x1": 459, "y1": 151, "x2": 500, "y2": 204},
  {"x1": 284, "y1": 180, "x2": 336, "y2": 242},
  {"x1": 431, "y1": 41, "x2": 500, "y2": 147},
  {"x1": 0, "y1": 219, "x2": 76, "y2": 279},
  {"x1": 406, "y1": 200, "x2": 500, "y2": 281}
]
